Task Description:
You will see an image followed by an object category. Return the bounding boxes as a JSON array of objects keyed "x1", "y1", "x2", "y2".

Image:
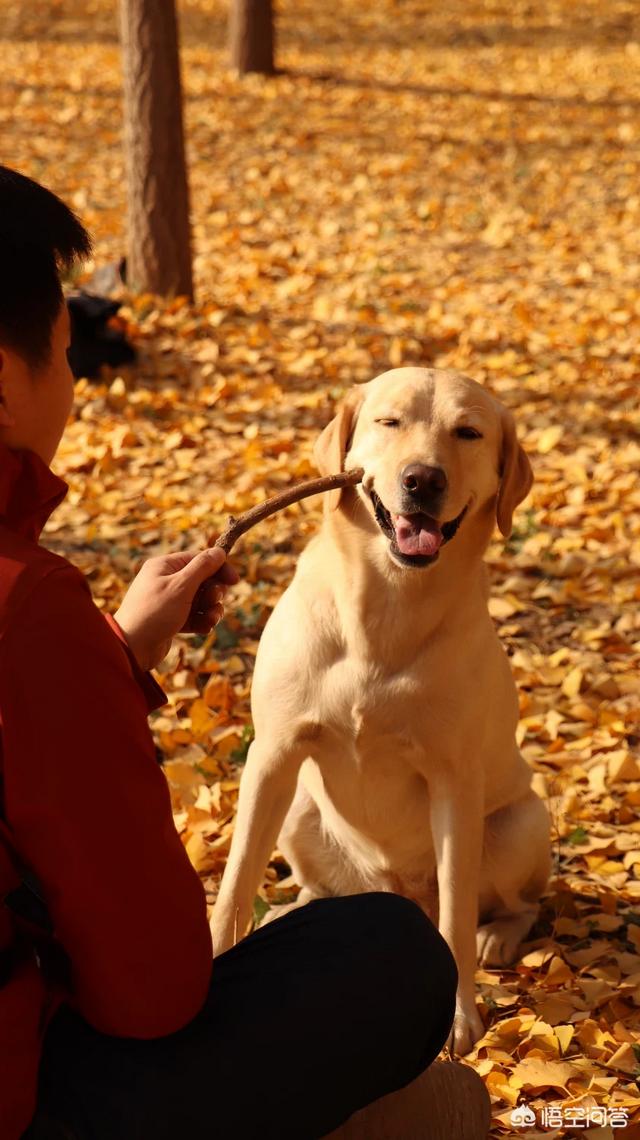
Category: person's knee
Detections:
[
  {"x1": 354, "y1": 893, "x2": 457, "y2": 1053},
  {"x1": 393, "y1": 895, "x2": 457, "y2": 1000},
  {"x1": 270, "y1": 893, "x2": 457, "y2": 1110},
  {"x1": 328, "y1": 893, "x2": 457, "y2": 1095},
  {"x1": 352, "y1": 892, "x2": 455, "y2": 976},
  {"x1": 301, "y1": 891, "x2": 457, "y2": 1019},
  {"x1": 323, "y1": 892, "x2": 454, "y2": 992}
]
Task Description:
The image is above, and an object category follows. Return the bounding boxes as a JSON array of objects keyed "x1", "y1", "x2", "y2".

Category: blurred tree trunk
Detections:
[
  {"x1": 230, "y1": 0, "x2": 275, "y2": 75},
  {"x1": 119, "y1": 0, "x2": 193, "y2": 298}
]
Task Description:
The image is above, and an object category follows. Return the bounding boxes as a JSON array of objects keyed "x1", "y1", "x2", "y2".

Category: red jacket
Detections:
[{"x1": 0, "y1": 443, "x2": 212, "y2": 1139}]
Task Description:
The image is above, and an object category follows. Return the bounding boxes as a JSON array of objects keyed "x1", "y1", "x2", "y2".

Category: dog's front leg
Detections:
[
  {"x1": 210, "y1": 738, "x2": 303, "y2": 956},
  {"x1": 430, "y1": 774, "x2": 485, "y2": 1055}
]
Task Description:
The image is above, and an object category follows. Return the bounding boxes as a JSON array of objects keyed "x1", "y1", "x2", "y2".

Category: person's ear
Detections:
[
  {"x1": 313, "y1": 387, "x2": 365, "y2": 510},
  {"x1": 496, "y1": 407, "x2": 533, "y2": 537}
]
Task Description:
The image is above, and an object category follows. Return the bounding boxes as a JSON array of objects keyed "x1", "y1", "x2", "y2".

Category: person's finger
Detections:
[
  {"x1": 197, "y1": 604, "x2": 224, "y2": 627},
  {"x1": 182, "y1": 616, "x2": 209, "y2": 635},
  {"x1": 191, "y1": 582, "x2": 225, "y2": 618},
  {"x1": 181, "y1": 605, "x2": 212, "y2": 633},
  {"x1": 181, "y1": 603, "x2": 224, "y2": 635},
  {"x1": 191, "y1": 559, "x2": 238, "y2": 611},
  {"x1": 150, "y1": 549, "x2": 201, "y2": 574},
  {"x1": 175, "y1": 547, "x2": 227, "y2": 589},
  {"x1": 147, "y1": 549, "x2": 238, "y2": 590},
  {"x1": 206, "y1": 561, "x2": 239, "y2": 586},
  {"x1": 199, "y1": 604, "x2": 224, "y2": 629},
  {"x1": 222, "y1": 561, "x2": 240, "y2": 585}
]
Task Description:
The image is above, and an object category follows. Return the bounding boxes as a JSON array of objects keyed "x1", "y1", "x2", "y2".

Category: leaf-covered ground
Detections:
[{"x1": 3, "y1": 0, "x2": 640, "y2": 1133}]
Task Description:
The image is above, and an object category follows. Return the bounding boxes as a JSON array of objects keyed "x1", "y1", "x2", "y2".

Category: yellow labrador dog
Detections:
[{"x1": 211, "y1": 367, "x2": 550, "y2": 1054}]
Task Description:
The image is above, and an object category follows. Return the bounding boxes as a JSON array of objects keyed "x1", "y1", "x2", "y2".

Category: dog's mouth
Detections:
[{"x1": 369, "y1": 490, "x2": 468, "y2": 568}]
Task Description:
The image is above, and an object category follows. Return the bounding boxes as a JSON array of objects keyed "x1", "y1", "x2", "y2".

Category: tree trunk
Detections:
[
  {"x1": 119, "y1": 0, "x2": 193, "y2": 298},
  {"x1": 229, "y1": 0, "x2": 275, "y2": 75}
]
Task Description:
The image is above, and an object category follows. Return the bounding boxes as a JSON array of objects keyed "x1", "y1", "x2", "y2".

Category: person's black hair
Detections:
[{"x1": 0, "y1": 165, "x2": 92, "y2": 368}]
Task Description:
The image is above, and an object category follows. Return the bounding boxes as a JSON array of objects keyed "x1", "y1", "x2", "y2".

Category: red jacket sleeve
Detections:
[
  {"x1": 102, "y1": 612, "x2": 168, "y2": 714},
  {"x1": 0, "y1": 564, "x2": 212, "y2": 1037}
]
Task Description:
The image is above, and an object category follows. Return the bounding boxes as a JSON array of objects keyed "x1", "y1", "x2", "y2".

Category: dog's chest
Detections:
[
  {"x1": 319, "y1": 659, "x2": 425, "y2": 760},
  {"x1": 302, "y1": 662, "x2": 434, "y2": 861}
]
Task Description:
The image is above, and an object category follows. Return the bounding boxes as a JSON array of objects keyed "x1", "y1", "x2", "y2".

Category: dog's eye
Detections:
[
  {"x1": 375, "y1": 418, "x2": 399, "y2": 428},
  {"x1": 455, "y1": 426, "x2": 483, "y2": 440}
]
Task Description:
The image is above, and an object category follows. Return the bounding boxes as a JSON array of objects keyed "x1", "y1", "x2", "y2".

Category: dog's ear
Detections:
[
  {"x1": 496, "y1": 407, "x2": 533, "y2": 537},
  {"x1": 313, "y1": 387, "x2": 364, "y2": 511}
]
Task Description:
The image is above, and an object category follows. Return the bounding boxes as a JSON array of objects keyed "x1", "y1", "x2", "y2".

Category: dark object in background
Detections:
[
  {"x1": 66, "y1": 291, "x2": 136, "y2": 379},
  {"x1": 85, "y1": 256, "x2": 127, "y2": 296},
  {"x1": 230, "y1": 0, "x2": 275, "y2": 75}
]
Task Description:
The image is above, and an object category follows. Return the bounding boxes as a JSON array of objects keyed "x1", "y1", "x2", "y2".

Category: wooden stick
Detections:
[
  {"x1": 213, "y1": 467, "x2": 364, "y2": 554},
  {"x1": 189, "y1": 467, "x2": 364, "y2": 623}
]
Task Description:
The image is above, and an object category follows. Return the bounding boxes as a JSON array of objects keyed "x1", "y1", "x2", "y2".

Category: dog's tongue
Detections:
[{"x1": 393, "y1": 514, "x2": 443, "y2": 557}]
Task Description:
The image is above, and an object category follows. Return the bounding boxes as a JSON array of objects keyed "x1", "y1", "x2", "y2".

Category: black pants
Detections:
[{"x1": 26, "y1": 893, "x2": 457, "y2": 1140}]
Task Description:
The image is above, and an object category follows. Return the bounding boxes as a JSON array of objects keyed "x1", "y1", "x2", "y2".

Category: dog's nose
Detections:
[{"x1": 401, "y1": 463, "x2": 447, "y2": 499}]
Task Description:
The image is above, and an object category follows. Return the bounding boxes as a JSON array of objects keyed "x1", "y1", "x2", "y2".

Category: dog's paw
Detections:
[
  {"x1": 448, "y1": 999, "x2": 485, "y2": 1056},
  {"x1": 477, "y1": 916, "x2": 529, "y2": 968}
]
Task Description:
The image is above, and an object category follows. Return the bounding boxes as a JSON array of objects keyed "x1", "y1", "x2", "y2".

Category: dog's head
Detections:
[{"x1": 314, "y1": 367, "x2": 532, "y2": 570}]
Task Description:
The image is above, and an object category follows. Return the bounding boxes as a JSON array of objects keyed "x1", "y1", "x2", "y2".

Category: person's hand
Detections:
[{"x1": 113, "y1": 547, "x2": 239, "y2": 672}]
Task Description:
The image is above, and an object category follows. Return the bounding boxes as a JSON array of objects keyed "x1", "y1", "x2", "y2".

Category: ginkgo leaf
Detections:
[{"x1": 510, "y1": 1057, "x2": 581, "y2": 1092}]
